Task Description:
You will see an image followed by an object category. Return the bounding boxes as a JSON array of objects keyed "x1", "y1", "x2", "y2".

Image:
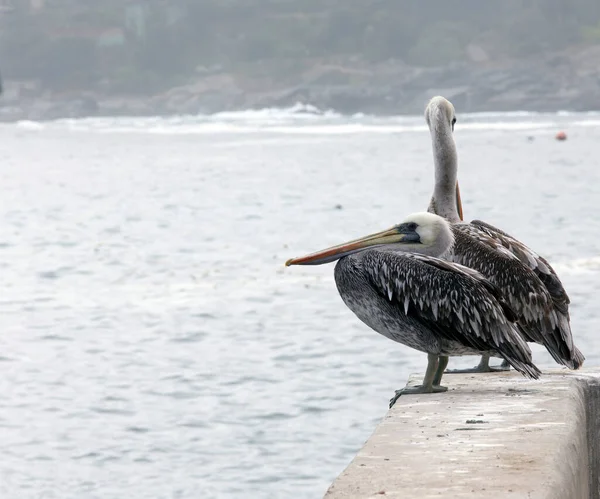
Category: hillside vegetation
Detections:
[{"x1": 1, "y1": 0, "x2": 600, "y2": 94}]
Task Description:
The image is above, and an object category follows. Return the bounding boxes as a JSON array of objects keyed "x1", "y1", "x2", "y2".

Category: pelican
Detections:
[
  {"x1": 424, "y1": 96, "x2": 583, "y2": 372},
  {"x1": 286, "y1": 212, "x2": 541, "y2": 405}
]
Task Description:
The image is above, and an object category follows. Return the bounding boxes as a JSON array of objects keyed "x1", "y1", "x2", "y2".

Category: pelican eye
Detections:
[{"x1": 451, "y1": 117, "x2": 457, "y2": 131}]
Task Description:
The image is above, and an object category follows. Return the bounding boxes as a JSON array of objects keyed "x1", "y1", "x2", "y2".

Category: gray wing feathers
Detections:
[
  {"x1": 470, "y1": 219, "x2": 570, "y2": 306},
  {"x1": 463, "y1": 221, "x2": 582, "y2": 369},
  {"x1": 362, "y1": 251, "x2": 540, "y2": 378},
  {"x1": 451, "y1": 225, "x2": 556, "y2": 330}
]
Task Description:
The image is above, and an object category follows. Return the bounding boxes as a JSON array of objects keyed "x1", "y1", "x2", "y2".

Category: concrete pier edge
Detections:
[{"x1": 324, "y1": 369, "x2": 600, "y2": 499}]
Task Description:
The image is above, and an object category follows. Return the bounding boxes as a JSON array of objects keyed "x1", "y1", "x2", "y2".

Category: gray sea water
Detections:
[{"x1": 0, "y1": 108, "x2": 599, "y2": 498}]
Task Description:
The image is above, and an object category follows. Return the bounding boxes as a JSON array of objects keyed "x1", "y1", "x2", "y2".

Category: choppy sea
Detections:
[{"x1": 1, "y1": 103, "x2": 599, "y2": 498}]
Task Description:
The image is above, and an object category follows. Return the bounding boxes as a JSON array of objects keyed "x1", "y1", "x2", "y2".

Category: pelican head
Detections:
[
  {"x1": 285, "y1": 212, "x2": 454, "y2": 266},
  {"x1": 425, "y1": 95, "x2": 456, "y2": 133}
]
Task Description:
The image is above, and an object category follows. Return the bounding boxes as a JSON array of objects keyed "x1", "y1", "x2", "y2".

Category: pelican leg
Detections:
[
  {"x1": 486, "y1": 357, "x2": 511, "y2": 371},
  {"x1": 445, "y1": 354, "x2": 511, "y2": 374},
  {"x1": 389, "y1": 354, "x2": 448, "y2": 408},
  {"x1": 499, "y1": 359, "x2": 511, "y2": 370},
  {"x1": 433, "y1": 355, "x2": 449, "y2": 386}
]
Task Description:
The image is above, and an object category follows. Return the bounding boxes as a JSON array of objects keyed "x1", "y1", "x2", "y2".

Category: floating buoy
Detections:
[{"x1": 555, "y1": 131, "x2": 567, "y2": 141}]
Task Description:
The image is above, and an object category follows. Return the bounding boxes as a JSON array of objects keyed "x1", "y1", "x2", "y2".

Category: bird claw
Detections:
[
  {"x1": 389, "y1": 384, "x2": 448, "y2": 408},
  {"x1": 389, "y1": 390, "x2": 404, "y2": 409}
]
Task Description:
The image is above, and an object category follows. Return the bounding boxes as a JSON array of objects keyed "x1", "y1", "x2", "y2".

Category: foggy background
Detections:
[{"x1": 2, "y1": 0, "x2": 600, "y2": 119}]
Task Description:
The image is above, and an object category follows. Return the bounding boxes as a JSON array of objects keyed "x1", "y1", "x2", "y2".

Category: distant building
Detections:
[
  {"x1": 125, "y1": 3, "x2": 146, "y2": 38},
  {"x1": 125, "y1": 2, "x2": 185, "y2": 39},
  {"x1": 0, "y1": 0, "x2": 47, "y2": 14},
  {"x1": 29, "y1": 0, "x2": 44, "y2": 11},
  {"x1": 0, "y1": 0, "x2": 13, "y2": 14},
  {"x1": 48, "y1": 26, "x2": 126, "y2": 48}
]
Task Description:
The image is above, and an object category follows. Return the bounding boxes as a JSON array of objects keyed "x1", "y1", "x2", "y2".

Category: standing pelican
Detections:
[
  {"x1": 424, "y1": 96, "x2": 583, "y2": 372},
  {"x1": 286, "y1": 212, "x2": 541, "y2": 405}
]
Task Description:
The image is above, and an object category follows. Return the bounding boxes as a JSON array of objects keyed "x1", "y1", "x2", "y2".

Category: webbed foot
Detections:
[
  {"x1": 389, "y1": 384, "x2": 448, "y2": 409},
  {"x1": 445, "y1": 364, "x2": 510, "y2": 373},
  {"x1": 445, "y1": 356, "x2": 511, "y2": 374}
]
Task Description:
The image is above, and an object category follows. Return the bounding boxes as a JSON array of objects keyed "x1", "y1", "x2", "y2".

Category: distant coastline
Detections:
[{"x1": 2, "y1": 45, "x2": 600, "y2": 122}]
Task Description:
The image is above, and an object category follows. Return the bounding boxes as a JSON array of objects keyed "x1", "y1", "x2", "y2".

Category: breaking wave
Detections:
[
  {"x1": 552, "y1": 256, "x2": 600, "y2": 274},
  {"x1": 8, "y1": 102, "x2": 600, "y2": 135}
]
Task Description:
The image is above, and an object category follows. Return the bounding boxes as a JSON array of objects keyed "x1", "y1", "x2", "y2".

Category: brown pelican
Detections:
[
  {"x1": 424, "y1": 96, "x2": 584, "y2": 373},
  {"x1": 286, "y1": 212, "x2": 541, "y2": 406}
]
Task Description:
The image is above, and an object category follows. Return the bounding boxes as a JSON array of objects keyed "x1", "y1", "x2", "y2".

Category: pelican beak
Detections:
[
  {"x1": 286, "y1": 226, "x2": 415, "y2": 266},
  {"x1": 456, "y1": 180, "x2": 464, "y2": 221}
]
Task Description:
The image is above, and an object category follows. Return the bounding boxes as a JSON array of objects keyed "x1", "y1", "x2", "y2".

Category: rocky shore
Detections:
[{"x1": 2, "y1": 45, "x2": 600, "y2": 121}]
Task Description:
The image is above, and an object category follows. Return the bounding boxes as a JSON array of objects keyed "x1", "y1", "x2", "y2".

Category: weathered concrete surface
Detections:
[{"x1": 324, "y1": 369, "x2": 600, "y2": 499}]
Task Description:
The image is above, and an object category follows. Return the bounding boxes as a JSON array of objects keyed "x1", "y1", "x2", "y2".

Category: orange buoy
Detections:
[{"x1": 555, "y1": 131, "x2": 567, "y2": 141}]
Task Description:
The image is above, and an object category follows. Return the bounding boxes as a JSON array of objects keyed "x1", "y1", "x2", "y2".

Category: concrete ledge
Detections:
[{"x1": 324, "y1": 370, "x2": 600, "y2": 499}]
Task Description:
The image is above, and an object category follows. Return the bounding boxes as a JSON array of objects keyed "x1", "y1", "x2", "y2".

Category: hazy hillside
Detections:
[{"x1": 1, "y1": 0, "x2": 600, "y2": 118}]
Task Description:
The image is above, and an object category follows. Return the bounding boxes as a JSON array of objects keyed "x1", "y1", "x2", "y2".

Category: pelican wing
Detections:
[
  {"x1": 450, "y1": 224, "x2": 556, "y2": 332},
  {"x1": 460, "y1": 220, "x2": 582, "y2": 368},
  {"x1": 362, "y1": 250, "x2": 539, "y2": 378},
  {"x1": 469, "y1": 219, "x2": 570, "y2": 312}
]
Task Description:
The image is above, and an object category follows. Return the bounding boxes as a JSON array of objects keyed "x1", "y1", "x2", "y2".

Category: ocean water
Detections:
[{"x1": 0, "y1": 106, "x2": 599, "y2": 498}]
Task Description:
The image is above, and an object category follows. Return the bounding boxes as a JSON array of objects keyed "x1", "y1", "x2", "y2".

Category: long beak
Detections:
[
  {"x1": 456, "y1": 180, "x2": 464, "y2": 221},
  {"x1": 285, "y1": 226, "x2": 408, "y2": 266}
]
